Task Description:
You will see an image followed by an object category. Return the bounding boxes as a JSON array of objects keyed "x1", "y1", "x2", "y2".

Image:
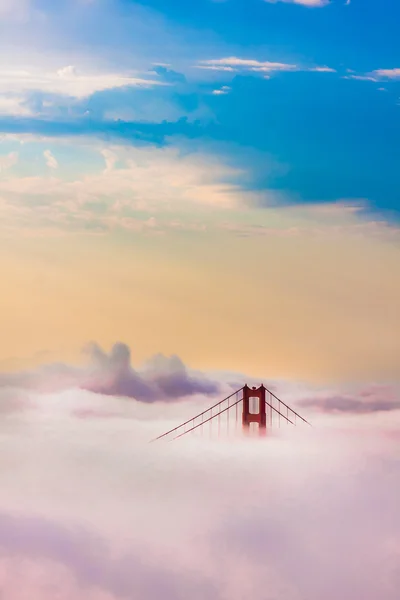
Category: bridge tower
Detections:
[{"x1": 242, "y1": 384, "x2": 267, "y2": 436}]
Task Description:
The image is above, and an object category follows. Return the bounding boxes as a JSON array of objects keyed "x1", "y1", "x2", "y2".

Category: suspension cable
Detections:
[
  {"x1": 172, "y1": 397, "x2": 243, "y2": 440},
  {"x1": 149, "y1": 388, "x2": 243, "y2": 442}
]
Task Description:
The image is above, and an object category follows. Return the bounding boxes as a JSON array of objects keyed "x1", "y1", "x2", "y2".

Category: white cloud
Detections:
[
  {"x1": 212, "y1": 85, "x2": 231, "y2": 95},
  {"x1": 308, "y1": 66, "x2": 336, "y2": 73},
  {"x1": 101, "y1": 148, "x2": 118, "y2": 173},
  {"x1": 264, "y1": 0, "x2": 330, "y2": 6},
  {"x1": 92, "y1": 145, "x2": 247, "y2": 209},
  {"x1": 0, "y1": 94, "x2": 32, "y2": 116},
  {"x1": 0, "y1": 61, "x2": 169, "y2": 118},
  {"x1": 344, "y1": 75, "x2": 379, "y2": 82},
  {"x1": 43, "y1": 149, "x2": 58, "y2": 169},
  {"x1": 371, "y1": 68, "x2": 400, "y2": 80},
  {"x1": 0, "y1": 64, "x2": 167, "y2": 103},
  {"x1": 198, "y1": 57, "x2": 298, "y2": 73},
  {"x1": 0, "y1": 144, "x2": 255, "y2": 235},
  {"x1": 0, "y1": 151, "x2": 18, "y2": 172},
  {"x1": 57, "y1": 65, "x2": 78, "y2": 79},
  {"x1": 0, "y1": 144, "x2": 398, "y2": 242},
  {"x1": 197, "y1": 65, "x2": 236, "y2": 72},
  {"x1": 344, "y1": 68, "x2": 400, "y2": 83},
  {"x1": 197, "y1": 57, "x2": 336, "y2": 75}
]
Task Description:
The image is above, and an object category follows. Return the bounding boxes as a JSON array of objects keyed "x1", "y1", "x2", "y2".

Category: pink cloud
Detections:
[
  {"x1": 0, "y1": 392, "x2": 399, "y2": 600},
  {"x1": 0, "y1": 342, "x2": 220, "y2": 402},
  {"x1": 299, "y1": 384, "x2": 400, "y2": 414}
]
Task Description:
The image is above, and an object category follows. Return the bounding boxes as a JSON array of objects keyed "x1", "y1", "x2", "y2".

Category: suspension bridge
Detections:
[{"x1": 151, "y1": 384, "x2": 311, "y2": 442}]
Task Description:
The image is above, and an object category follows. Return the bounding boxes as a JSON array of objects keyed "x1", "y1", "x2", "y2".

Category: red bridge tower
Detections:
[{"x1": 242, "y1": 384, "x2": 267, "y2": 435}]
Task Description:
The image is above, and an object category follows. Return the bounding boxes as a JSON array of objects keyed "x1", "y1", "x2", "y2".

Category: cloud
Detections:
[
  {"x1": 0, "y1": 396, "x2": 399, "y2": 600},
  {"x1": 197, "y1": 65, "x2": 236, "y2": 72},
  {"x1": 43, "y1": 149, "x2": 58, "y2": 169},
  {"x1": 0, "y1": 144, "x2": 256, "y2": 235},
  {"x1": 197, "y1": 57, "x2": 335, "y2": 75},
  {"x1": 0, "y1": 341, "x2": 221, "y2": 402},
  {"x1": 344, "y1": 75, "x2": 379, "y2": 82},
  {"x1": 308, "y1": 66, "x2": 336, "y2": 73},
  {"x1": 212, "y1": 85, "x2": 231, "y2": 95},
  {"x1": 0, "y1": 512, "x2": 211, "y2": 600},
  {"x1": 371, "y1": 68, "x2": 400, "y2": 80},
  {"x1": 100, "y1": 148, "x2": 118, "y2": 172},
  {"x1": 0, "y1": 150, "x2": 18, "y2": 171},
  {"x1": 344, "y1": 68, "x2": 400, "y2": 83},
  {"x1": 299, "y1": 384, "x2": 400, "y2": 414},
  {"x1": 0, "y1": 65, "x2": 167, "y2": 105},
  {"x1": 0, "y1": 94, "x2": 32, "y2": 116},
  {"x1": 198, "y1": 57, "x2": 298, "y2": 73},
  {"x1": 0, "y1": 0, "x2": 30, "y2": 20},
  {"x1": 0, "y1": 142, "x2": 398, "y2": 242},
  {"x1": 264, "y1": 0, "x2": 330, "y2": 6}
]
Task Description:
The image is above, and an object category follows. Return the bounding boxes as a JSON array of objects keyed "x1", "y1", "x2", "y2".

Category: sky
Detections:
[
  {"x1": 0, "y1": 0, "x2": 399, "y2": 383},
  {"x1": 0, "y1": 2, "x2": 400, "y2": 597}
]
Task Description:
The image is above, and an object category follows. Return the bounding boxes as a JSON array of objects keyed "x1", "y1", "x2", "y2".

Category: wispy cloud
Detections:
[
  {"x1": 0, "y1": 150, "x2": 18, "y2": 172},
  {"x1": 197, "y1": 65, "x2": 237, "y2": 72},
  {"x1": 0, "y1": 94, "x2": 31, "y2": 116},
  {"x1": 308, "y1": 66, "x2": 336, "y2": 73},
  {"x1": 0, "y1": 64, "x2": 167, "y2": 109},
  {"x1": 344, "y1": 68, "x2": 400, "y2": 83},
  {"x1": 264, "y1": 0, "x2": 330, "y2": 6},
  {"x1": 0, "y1": 142, "x2": 399, "y2": 241},
  {"x1": 371, "y1": 68, "x2": 400, "y2": 80},
  {"x1": 212, "y1": 86, "x2": 231, "y2": 95},
  {"x1": 196, "y1": 57, "x2": 335, "y2": 76},
  {"x1": 100, "y1": 148, "x2": 118, "y2": 173},
  {"x1": 43, "y1": 149, "x2": 58, "y2": 169},
  {"x1": 197, "y1": 57, "x2": 298, "y2": 73},
  {"x1": 0, "y1": 144, "x2": 253, "y2": 235},
  {"x1": 300, "y1": 385, "x2": 400, "y2": 415},
  {"x1": 344, "y1": 75, "x2": 379, "y2": 82}
]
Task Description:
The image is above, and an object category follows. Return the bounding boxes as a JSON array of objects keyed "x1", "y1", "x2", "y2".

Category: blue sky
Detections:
[{"x1": 1, "y1": 0, "x2": 399, "y2": 219}]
